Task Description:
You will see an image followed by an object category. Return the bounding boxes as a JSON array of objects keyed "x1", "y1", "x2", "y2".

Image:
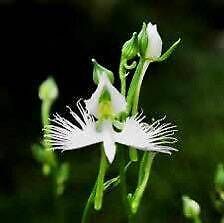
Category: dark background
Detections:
[{"x1": 1, "y1": 0, "x2": 224, "y2": 222}]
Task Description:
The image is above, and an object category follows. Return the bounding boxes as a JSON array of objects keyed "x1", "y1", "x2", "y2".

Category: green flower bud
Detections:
[
  {"x1": 215, "y1": 164, "x2": 224, "y2": 192},
  {"x1": 92, "y1": 59, "x2": 114, "y2": 85},
  {"x1": 39, "y1": 77, "x2": 58, "y2": 101},
  {"x1": 137, "y1": 22, "x2": 148, "y2": 57},
  {"x1": 121, "y1": 32, "x2": 138, "y2": 60},
  {"x1": 182, "y1": 195, "x2": 201, "y2": 219}
]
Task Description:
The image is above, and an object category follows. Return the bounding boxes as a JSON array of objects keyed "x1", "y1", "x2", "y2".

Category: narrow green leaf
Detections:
[{"x1": 155, "y1": 38, "x2": 181, "y2": 62}]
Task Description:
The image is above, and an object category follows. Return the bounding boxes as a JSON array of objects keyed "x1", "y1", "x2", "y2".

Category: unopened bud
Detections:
[
  {"x1": 182, "y1": 195, "x2": 200, "y2": 218},
  {"x1": 145, "y1": 22, "x2": 162, "y2": 59},
  {"x1": 121, "y1": 32, "x2": 138, "y2": 60},
  {"x1": 39, "y1": 77, "x2": 58, "y2": 101}
]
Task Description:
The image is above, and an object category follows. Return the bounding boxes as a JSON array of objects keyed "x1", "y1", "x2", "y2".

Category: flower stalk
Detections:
[
  {"x1": 130, "y1": 152, "x2": 155, "y2": 214},
  {"x1": 94, "y1": 148, "x2": 109, "y2": 210},
  {"x1": 126, "y1": 58, "x2": 145, "y2": 114},
  {"x1": 81, "y1": 183, "x2": 97, "y2": 223},
  {"x1": 41, "y1": 100, "x2": 52, "y2": 127},
  {"x1": 127, "y1": 58, "x2": 150, "y2": 161},
  {"x1": 119, "y1": 55, "x2": 127, "y2": 96}
]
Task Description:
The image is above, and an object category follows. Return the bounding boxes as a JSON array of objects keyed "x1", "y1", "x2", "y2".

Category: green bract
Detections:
[
  {"x1": 153, "y1": 38, "x2": 181, "y2": 62},
  {"x1": 92, "y1": 59, "x2": 114, "y2": 85}
]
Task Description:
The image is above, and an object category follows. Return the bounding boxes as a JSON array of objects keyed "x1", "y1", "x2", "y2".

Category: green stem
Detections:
[
  {"x1": 81, "y1": 159, "x2": 132, "y2": 223},
  {"x1": 131, "y1": 60, "x2": 150, "y2": 114},
  {"x1": 119, "y1": 56, "x2": 127, "y2": 96},
  {"x1": 121, "y1": 77, "x2": 126, "y2": 96},
  {"x1": 82, "y1": 148, "x2": 109, "y2": 223},
  {"x1": 131, "y1": 152, "x2": 155, "y2": 214},
  {"x1": 94, "y1": 148, "x2": 108, "y2": 210},
  {"x1": 118, "y1": 57, "x2": 135, "y2": 221},
  {"x1": 193, "y1": 215, "x2": 202, "y2": 223},
  {"x1": 41, "y1": 99, "x2": 58, "y2": 167},
  {"x1": 81, "y1": 183, "x2": 97, "y2": 223},
  {"x1": 119, "y1": 149, "x2": 132, "y2": 221},
  {"x1": 41, "y1": 100, "x2": 52, "y2": 127},
  {"x1": 126, "y1": 58, "x2": 147, "y2": 113},
  {"x1": 127, "y1": 58, "x2": 150, "y2": 161}
]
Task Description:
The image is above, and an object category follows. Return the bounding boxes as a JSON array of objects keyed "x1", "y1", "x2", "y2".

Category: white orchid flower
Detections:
[
  {"x1": 145, "y1": 22, "x2": 162, "y2": 59},
  {"x1": 44, "y1": 75, "x2": 177, "y2": 163}
]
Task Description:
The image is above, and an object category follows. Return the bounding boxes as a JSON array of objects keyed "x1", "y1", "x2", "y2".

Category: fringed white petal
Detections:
[
  {"x1": 114, "y1": 113, "x2": 177, "y2": 154},
  {"x1": 44, "y1": 100, "x2": 103, "y2": 151},
  {"x1": 101, "y1": 121, "x2": 116, "y2": 163},
  {"x1": 85, "y1": 75, "x2": 127, "y2": 117}
]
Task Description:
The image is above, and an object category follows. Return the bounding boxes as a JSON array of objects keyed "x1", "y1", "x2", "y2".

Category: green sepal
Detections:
[
  {"x1": 121, "y1": 32, "x2": 138, "y2": 60},
  {"x1": 92, "y1": 58, "x2": 114, "y2": 85},
  {"x1": 149, "y1": 38, "x2": 181, "y2": 62},
  {"x1": 137, "y1": 22, "x2": 148, "y2": 57},
  {"x1": 39, "y1": 76, "x2": 58, "y2": 101}
]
